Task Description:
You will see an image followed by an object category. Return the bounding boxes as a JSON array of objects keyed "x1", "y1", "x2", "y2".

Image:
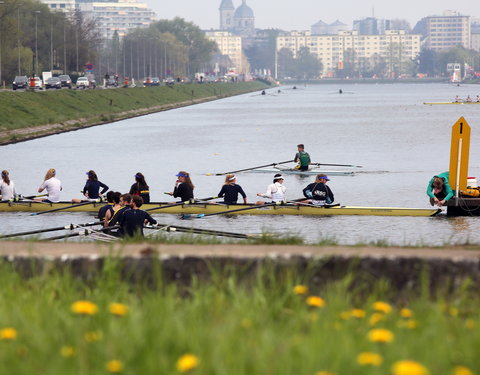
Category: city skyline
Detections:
[{"x1": 146, "y1": 0, "x2": 478, "y2": 31}]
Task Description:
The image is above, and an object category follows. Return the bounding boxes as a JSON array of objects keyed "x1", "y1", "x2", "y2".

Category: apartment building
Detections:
[
  {"x1": 424, "y1": 11, "x2": 470, "y2": 51},
  {"x1": 40, "y1": 0, "x2": 76, "y2": 12},
  {"x1": 206, "y1": 31, "x2": 245, "y2": 73},
  {"x1": 276, "y1": 30, "x2": 421, "y2": 76}
]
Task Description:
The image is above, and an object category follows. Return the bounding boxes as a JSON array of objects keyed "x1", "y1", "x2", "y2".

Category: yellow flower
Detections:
[
  {"x1": 0, "y1": 328, "x2": 17, "y2": 340},
  {"x1": 449, "y1": 307, "x2": 459, "y2": 317},
  {"x1": 315, "y1": 371, "x2": 335, "y2": 375},
  {"x1": 351, "y1": 309, "x2": 366, "y2": 318},
  {"x1": 60, "y1": 346, "x2": 75, "y2": 357},
  {"x1": 369, "y1": 312, "x2": 384, "y2": 326},
  {"x1": 84, "y1": 330, "x2": 103, "y2": 342},
  {"x1": 453, "y1": 366, "x2": 474, "y2": 375},
  {"x1": 71, "y1": 300, "x2": 98, "y2": 315},
  {"x1": 306, "y1": 296, "x2": 326, "y2": 308},
  {"x1": 106, "y1": 360, "x2": 123, "y2": 373},
  {"x1": 465, "y1": 319, "x2": 476, "y2": 329},
  {"x1": 109, "y1": 303, "x2": 129, "y2": 316},
  {"x1": 176, "y1": 354, "x2": 199, "y2": 372},
  {"x1": 241, "y1": 318, "x2": 252, "y2": 328},
  {"x1": 357, "y1": 352, "x2": 383, "y2": 366},
  {"x1": 293, "y1": 285, "x2": 309, "y2": 295},
  {"x1": 391, "y1": 360, "x2": 429, "y2": 375},
  {"x1": 373, "y1": 301, "x2": 392, "y2": 314},
  {"x1": 340, "y1": 311, "x2": 351, "y2": 320},
  {"x1": 400, "y1": 308, "x2": 413, "y2": 318},
  {"x1": 367, "y1": 328, "x2": 394, "y2": 343}
]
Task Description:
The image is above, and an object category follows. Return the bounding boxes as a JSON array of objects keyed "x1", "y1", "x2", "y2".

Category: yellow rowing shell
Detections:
[
  {"x1": 423, "y1": 102, "x2": 480, "y2": 105},
  {"x1": 0, "y1": 201, "x2": 441, "y2": 217}
]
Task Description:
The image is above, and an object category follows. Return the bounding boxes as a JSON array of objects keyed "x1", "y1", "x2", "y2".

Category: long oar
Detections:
[
  {"x1": 209, "y1": 160, "x2": 294, "y2": 176},
  {"x1": 183, "y1": 201, "x2": 284, "y2": 219},
  {"x1": 145, "y1": 197, "x2": 218, "y2": 213},
  {"x1": 311, "y1": 162, "x2": 363, "y2": 168},
  {"x1": 0, "y1": 221, "x2": 102, "y2": 239},
  {"x1": 42, "y1": 224, "x2": 120, "y2": 241},
  {"x1": 30, "y1": 200, "x2": 101, "y2": 216},
  {"x1": 146, "y1": 223, "x2": 250, "y2": 239},
  {"x1": 13, "y1": 193, "x2": 48, "y2": 201}
]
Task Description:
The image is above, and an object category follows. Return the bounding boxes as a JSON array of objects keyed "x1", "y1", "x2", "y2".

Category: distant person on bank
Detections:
[{"x1": 426, "y1": 172, "x2": 454, "y2": 207}]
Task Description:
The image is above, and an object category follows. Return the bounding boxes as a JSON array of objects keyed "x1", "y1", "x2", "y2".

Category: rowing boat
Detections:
[
  {"x1": 423, "y1": 102, "x2": 480, "y2": 105},
  {"x1": 249, "y1": 169, "x2": 355, "y2": 176},
  {"x1": 0, "y1": 201, "x2": 441, "y2": 217}
]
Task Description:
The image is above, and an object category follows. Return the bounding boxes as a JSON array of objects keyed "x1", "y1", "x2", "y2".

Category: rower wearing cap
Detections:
[
  {"x1": 129, "y1": 172, "x2": 150, "y2": 203},
  {"x1": 168, "y1": 171, "x2": 194, "y2": 202},
  {"x1": 256, "y1": 174, "x2": 286, "y2": 204},
  {"x1": 302, "y1": 174, "x2": 334, "y2": 206},
  {"x1": 218, "y1": 174, "x2": 247, "y2": 205},
  {"x1": 72, "y1": 170, "x2": 109, "y2": 203}
]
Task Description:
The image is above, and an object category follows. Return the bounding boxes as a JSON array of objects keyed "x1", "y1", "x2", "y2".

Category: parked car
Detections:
[
  {"x1": 33, "y1": 77, "x2": 43, "y2": 90},
  {"x1": 76, "y1": 76, "x2": 89, "y2": 89},
  {"x1": 58, "y1": 74, "x2": 72, "y2": 89},
  {"x1": 151, "y1": 77, "x2": 160, "y2": 86},
  {"x1": 164, "y1": 77, "x2": 175, "y2": 86},
  {"x1": 45, "y1": 77, "x2": 62, "y2": 90},
  {"x1": 106, "y1": 78, "x2": 117, "y2": 87},
  {"x1": 12, "y1": 76, "x2": 28, "y2": 90},
  {"x1": 143, "y1": 77, "x2": 152, "y2": 86}
]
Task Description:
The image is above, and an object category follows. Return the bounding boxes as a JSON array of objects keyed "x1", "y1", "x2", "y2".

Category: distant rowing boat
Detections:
[
  {"x1": 423, "y1": 102, "x2": 480, "y2": 105},
  {"x1": 249, "y1": 168, "x2": 355, "y2": 176},
  {"x1": 0, "y1": 201, "x2": 440, "y2": 217}
]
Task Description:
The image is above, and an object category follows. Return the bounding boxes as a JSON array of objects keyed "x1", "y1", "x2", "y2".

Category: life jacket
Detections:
[{"x1": 460, "y1": 188, "x2": 480, "y2": 197}]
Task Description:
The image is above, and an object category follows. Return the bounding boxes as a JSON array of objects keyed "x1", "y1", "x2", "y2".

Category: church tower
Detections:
[{"x1": 219, "y1": 0, "x2": 235, "y2": 30}]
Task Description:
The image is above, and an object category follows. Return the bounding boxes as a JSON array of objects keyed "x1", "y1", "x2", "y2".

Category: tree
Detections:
[{"x1": 294, "y1": 47, "x2": 322, "y2": 79}]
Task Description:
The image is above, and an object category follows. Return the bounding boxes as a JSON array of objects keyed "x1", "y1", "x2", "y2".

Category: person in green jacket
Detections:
[{"x1": 426, "y1": 171, "x2": 454, "y2": 207}]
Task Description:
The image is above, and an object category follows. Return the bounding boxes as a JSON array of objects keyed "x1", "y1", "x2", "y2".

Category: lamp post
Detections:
[{"x1": 34, "y1": 10, "x2": 40, "y2": 76}]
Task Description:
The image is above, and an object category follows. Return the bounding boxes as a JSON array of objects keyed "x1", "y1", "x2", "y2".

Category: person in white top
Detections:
[
  {"x1": 0, "y1": 170, "x2": 16, "y2": 201},
  {"x1": 256, "y1": 174, "x2": 286, "y2": 204},
  {"x1": 35, "y1": 168, "x2": 62, "y2": 203}
]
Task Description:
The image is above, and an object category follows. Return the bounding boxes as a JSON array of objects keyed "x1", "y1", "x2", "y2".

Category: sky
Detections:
[{"x1": 146, "y1": 0, "x2": 479, "y2": 31}]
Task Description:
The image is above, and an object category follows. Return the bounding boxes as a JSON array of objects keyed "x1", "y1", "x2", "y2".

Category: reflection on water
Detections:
[{"x1": 2, "y1": 83, "x2": 480, "y2": 245}]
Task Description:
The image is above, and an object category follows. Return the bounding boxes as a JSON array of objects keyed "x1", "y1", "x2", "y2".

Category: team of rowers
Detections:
[{"x1": 454, "y1": 95, "x2": 480, "y2": 103}]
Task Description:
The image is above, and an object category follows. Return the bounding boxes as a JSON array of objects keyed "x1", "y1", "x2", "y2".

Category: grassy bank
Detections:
[
  {"x1": 0, "y1": 260, "x2": 477, "y2": 374},
  {"x1": 0, "y1": 81, "x2": 269, "y2": 144}
]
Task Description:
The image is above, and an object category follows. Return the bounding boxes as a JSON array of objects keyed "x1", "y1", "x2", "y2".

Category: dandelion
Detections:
[
  {"x1": 369, "y1": 313, "x2": 384, "y2": 326},
  {"x1": 84, "y1": 331, "x2": 103, "y2": 342},
  {"x1": 351, "y1": 309, "x2": 366, "y2": 318},
  {"x1": 367, "y1": 328, "x2": 394, "y2": 343},
  {"x1": 293, "y1": 285, "x2": 309, "y2": 295},
  {"x1": 109, "y1": 303, "x2": 129, "y2": 316},
  {"x1": 176, "y1": 354, "x2": 199, "y2": 372},
  {"x1": 0, "y1": 328, "x2": 17, "y2": 340},
  {"x1": 315, "y1": 371, "x2": 335, "y2": 375},
  {"x1": 306, "y1": 296, "x2": 326, "y2": 308},
  {"x1": 453, "y1": 366, "x2": 474, "y2": 375},
  {"x1": 465, "y1": 319, "x2": 476, "y2": 329},
  {"x1": 373, "y1": 301, "x2": 392, "y2": 314},
  {"x1": 60, "y1": 346, "x2": 75, "y2": 357},
  {"x1": 400, "y1": 308, "x2": 413, "y2": 318},
  {"x1": 340, "y1": 311, "x2": 351, "y2": 320},
  {"x1": 391, "y1": 360, "x2": 429, "y2": 375},
  {"x1": 449, "y1": 307, "x2": 459, "y2": 317},
  {"x1": 357, "y1": 352, "x2": 383, "y2": 366},
  {"x1": 71, "y1": 300, "x2": 98, "y2": 315},
  {"x1": 106, "y1": 360, "x2": 123, "y2": 373}
]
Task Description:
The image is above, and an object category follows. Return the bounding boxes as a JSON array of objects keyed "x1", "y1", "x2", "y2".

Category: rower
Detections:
[
  {"x1": 106, "y1": 193, "x2": 132, "y2": 236},
  {"x1": 167, "y1": 171, "x2": 194, "y2": 203},
  {"x1": 256, "y1": 174, "x2": 286, "y2": 205},
  {"x1": 118, "y1": 195, "x2": 157, "y2": 237},
  {"x1": 129, "y1": 172, "x2": 150, "y2": 203},
  {"x1": 301, "y1": 174, "x2": 334, "y2": 206},
  {"x1": 466, "y1": 95, "x2": 472, "y2": 103},
  {"x1": 426, "y1": 172, "x2": 454, "y2": 207},
  {"x1": 261, "y1": 90, "x2": 266, "y2": 95},
  {"x1": 72, "y1": 170, "x2": 109, "y2": 203},
  {"x1": 35, "y1": 168, "x2": 62, "y2": 203},
  {"x1": 0, "y1": 170, "x2": 15, "y2": 201},
  {"x1": 218, "y1": 174, "x2": 247, "y2": 205},
  {"x1": 97, "y1": 191, "x2": 115, "y2": 221},
  {"x1": 476, "y1": 95, "x2": 480, "y2": 103},
  {"x1": 454, "y1": 95, "x2": 462, "y2": 103},
  {"x1": 294, "y1": 144, "x2": 312, "y2": 171}
]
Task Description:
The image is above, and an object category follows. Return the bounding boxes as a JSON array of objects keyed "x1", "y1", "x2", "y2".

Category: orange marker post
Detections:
[{"x1": 449, "y1": 116, "x2": 471, "y2": 196}]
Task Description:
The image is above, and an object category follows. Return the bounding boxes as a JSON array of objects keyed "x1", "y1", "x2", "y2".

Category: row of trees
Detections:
[{"x1": 0, "y1": 0, "x2": 217, "y2": 84}]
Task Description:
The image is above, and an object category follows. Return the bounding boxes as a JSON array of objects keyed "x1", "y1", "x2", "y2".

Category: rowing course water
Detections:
[{"x1": 2, "y1": 82, "x2": 480, "y2": 245}]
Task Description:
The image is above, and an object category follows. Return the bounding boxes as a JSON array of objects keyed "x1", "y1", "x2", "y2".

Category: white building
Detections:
[
  {"x1": 78, "y1": 0, "x2": 156, "y2": 39},
  {"x1": 40, "y1": 0, "x2": 76, "y2": 12},
  {"x1": 424, "y1": 11, "x2": 470, "y2": 51},
  {"x1": 277, "y1": 30, "x2": 421, "y2": 76},
  {"x1": 206, "y1": 31, "x2": 245, "y2": 73}
]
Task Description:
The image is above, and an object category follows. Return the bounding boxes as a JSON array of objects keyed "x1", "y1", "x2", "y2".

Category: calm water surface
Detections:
[{"x1": 2, "y1": 82, "x2": 480, "y2": 245}]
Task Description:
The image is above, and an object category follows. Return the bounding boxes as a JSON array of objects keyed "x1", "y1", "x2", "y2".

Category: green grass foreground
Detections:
[
  {"x1": 0, "y1": 81, "x2": 269, "y2": 142},
  {"x1": 0, "y1": 260, "x2": 477, "y2": 374}
]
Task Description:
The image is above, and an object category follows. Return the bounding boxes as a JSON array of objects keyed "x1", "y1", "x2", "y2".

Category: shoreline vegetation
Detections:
[
  {"x1": 0, "y1": 254, "x2": 477, "y2": 373},
  {"x1": 0, "y1": 81, "x2": 270, "y2": 145}
]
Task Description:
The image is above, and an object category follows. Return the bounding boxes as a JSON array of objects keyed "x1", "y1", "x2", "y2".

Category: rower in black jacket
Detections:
[
  {"x1": 119, "y1": 196, "x2": 157, "y2": 237},
  {"x1": 302, "y1": 174, "x2": 334, "y2": 206},
  {"x1": 168, "y1": 171, "x2": 194, "y2": 202}
]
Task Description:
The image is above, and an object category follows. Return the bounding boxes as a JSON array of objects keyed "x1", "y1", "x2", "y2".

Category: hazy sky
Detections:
[{"x1": 146, "y1": 0, "x2": 479, "y2": 30}]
